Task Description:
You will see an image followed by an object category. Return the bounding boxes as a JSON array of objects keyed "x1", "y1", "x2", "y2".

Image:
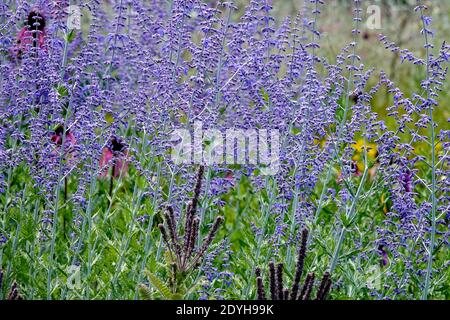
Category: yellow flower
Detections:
[
  {"x1": 351, "y1": 139, "x2": 378, "y2": 173},
  {"x1": 313, "y1": 138, "x2": 327, "y2": 148},
  {"x1": 381, "y1": 193, "x2": 391, "y2": 214},
  {"x1": 351, "y1": 139, "x2": 378, "y2": 158}
]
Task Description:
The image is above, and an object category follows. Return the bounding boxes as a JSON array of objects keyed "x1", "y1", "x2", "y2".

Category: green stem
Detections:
[{"x1": 420, "y1": 5, "x2": 436, "y2": 300}]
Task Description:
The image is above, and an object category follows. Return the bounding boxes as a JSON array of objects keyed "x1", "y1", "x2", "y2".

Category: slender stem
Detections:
[
  {"x1": 104, "y1": 0, "x2": 123, "y2": 85},
  {"x1": 134, "y1": 146, "x2": 160, "y2": 299},
  {"x1": 109, "y1": 163, "x2": 115, "y2": 202},
  {"x1": 243, "y1": 176, "x2": 276, "y2": 297},
  {"x1": 47, "y1": 43, "x2": 74, "y2": 299},
  {"x1": 309, "y1": 6, "x2": 363, "y2": 276},
  {"x1": 29, "y1": 199, "x2": 40, "y2": 299},
  {"x1": 285, "y1": 0, "x2": 321, "y2": 269},
  {"x1": 420, "y1": 5, "x2": 436, "y2": 300},
  {"x1": 329, "y1": 227, "x2": 345, "y2": 273},
  {"x1": 108, "y1": 180, "x2": 140, "y2": 299},
  {"x1": 64, "y1": 177, "x2": 68, "y2": 203}
]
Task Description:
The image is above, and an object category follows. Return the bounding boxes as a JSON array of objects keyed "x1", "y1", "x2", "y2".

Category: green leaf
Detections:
[
  {"x1": 260, "y1": 87, "x2": 269, "y2": 103},
  {"x1": 67, "y1": 30, "x2": 77, "y2": 43},
  {"x1": 171, "y1": 293, "x2": 184, "y2": 300},
  {"x1": 179, "y1": 110, "x2": 188, "y2": 124},
  {"x1": 138, "y1": 284, "x2": 153, "y2": 300},
  {"x1": 145, "y1": 270, "x2": 172, "y2": 299},
  {"x1": 56, "y1": 85, "x2": 69, "y2": 97},
  {"x1": 290, "y1": 126, "x2": 301, "y2": 136},
  {"x1": 105, "y1": 112, "x2": 115, "y2": 124},
  {"x1": 164, "y1": 250, "x2": 173, "y2": 265}
]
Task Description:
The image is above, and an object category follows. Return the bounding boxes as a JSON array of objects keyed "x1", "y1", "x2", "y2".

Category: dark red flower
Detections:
[
  {"x1": 378, "y1": 245, "x2": 389, "y2": 266},
  {"x1": 10, "y1": 10, "x2": 47, "y2": 59},
  {"x1": 99, "y1": 137, "x2": 129, "y2": 178},
  {"x1": 401, "y1": 170, "x2": 413, "y2": 193},
  {"x1": 50, "y1": 125, "x2": 77, "y2": 160},
  {"x1": 51, "y1": 125, "x2": 76, "y2": 146}
]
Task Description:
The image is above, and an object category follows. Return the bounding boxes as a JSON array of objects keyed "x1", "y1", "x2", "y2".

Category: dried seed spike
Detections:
[
  {"x1": 166, "y1": 206, "x2": 176, "y2": 223},
  {"x1": 171, "y1": 262, "x2": 177, "y2": 276},
  {"x1": 183, "y1": 202, "x2": 194, "y2": 262},
  {"x1": 316, "y1": 272, "x2": 330, "y2": 300},
  {"x1": 256, "y1": 277, "x2": 267, "y2": 300},
  {"x1": 321, "y1": 278, "x2": 332, "y2": 300},
  {"x1": 186, "y1": 216, "x2": 200, "y2": 263},
  {"x1": 190, "y1": 216, "x2": 224, "y2": 268},
  {"x1": 255, "y1": 267, "x2": 261, "y2": 278},
  {"x1": 283, "y1": 289, "x2": 289, "y2": 301},
  {"x1": 171, "y1": 262, "x2": 178, "y2": 286},
  {"x1": 190, "y1": 165, "x2": 204, "y2": 217},
  {"x1": 7, "y1": 281, "x2": 19, "y2": 300},
  {"x1": 0, "y1": 269, "x2": 3, "y2": 293},
  {"x1": 299, "y1": 272, "x2": 312, "y2": 300},
  {"x1": 291, "y1": 228, "x2": 308, "y2": 300},
  {"x1": 185, "y1": 201, "x2": 193, "y2": 228},
  {"x1": 8, "y1": 288, "x2": 19, "y2": 300},
  {"x1": 186, "y1": 201, "x2": 192, "y2": 213},
  {"x1": 269, "y1": 262, "x2": 276, "y2": 300},
  {"x1": 158, "y1": 223, "x2": 171, "y2": 251},
  {"x1": 165, "y1": 206, "x2": 181, "y2": 259},
  {"x1": 276, "y1": 263, "x2": 284, "y2": 300},
  {"x1": 184, "y1": 166, "x2": 204, "y2": 260},
  {"x1": 300, "y1": 272, "x2": 315, "y2": 301}
]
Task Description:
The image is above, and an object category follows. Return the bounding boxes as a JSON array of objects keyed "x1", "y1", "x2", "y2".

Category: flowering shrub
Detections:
[{"x1": 0, "y1": 0, "x2": 448, "y2": 300}]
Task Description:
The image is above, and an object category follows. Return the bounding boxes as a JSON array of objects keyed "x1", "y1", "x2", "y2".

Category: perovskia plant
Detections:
[{"x1": 0, "y1": 0, "x2": 448, "y2": 301}]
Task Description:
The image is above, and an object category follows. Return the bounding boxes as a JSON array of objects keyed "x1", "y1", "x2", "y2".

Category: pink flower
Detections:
[
  {"x1": 51, "y1": 125, "x2": 76, "y2": 146},
  {"x1": 50, "y1": 125, "x2": 77, "y2": 160},
  {"x1": 378, "y1": 245, "x2": 389, "y2": 267},
  {"x1": 225, "y1": 170, "x2": 235, "y2": 184},
  {"x1": 99, "y1": 137, "x2": 129, "y2": 178},
  {"x1": 10, "y1": 11, "x2": 46, "y2": 59}
]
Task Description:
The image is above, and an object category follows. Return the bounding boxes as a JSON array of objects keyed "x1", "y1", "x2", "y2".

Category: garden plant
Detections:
[{"x1": 0, "y1": 0, "x2": 449, "y2": 301}]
